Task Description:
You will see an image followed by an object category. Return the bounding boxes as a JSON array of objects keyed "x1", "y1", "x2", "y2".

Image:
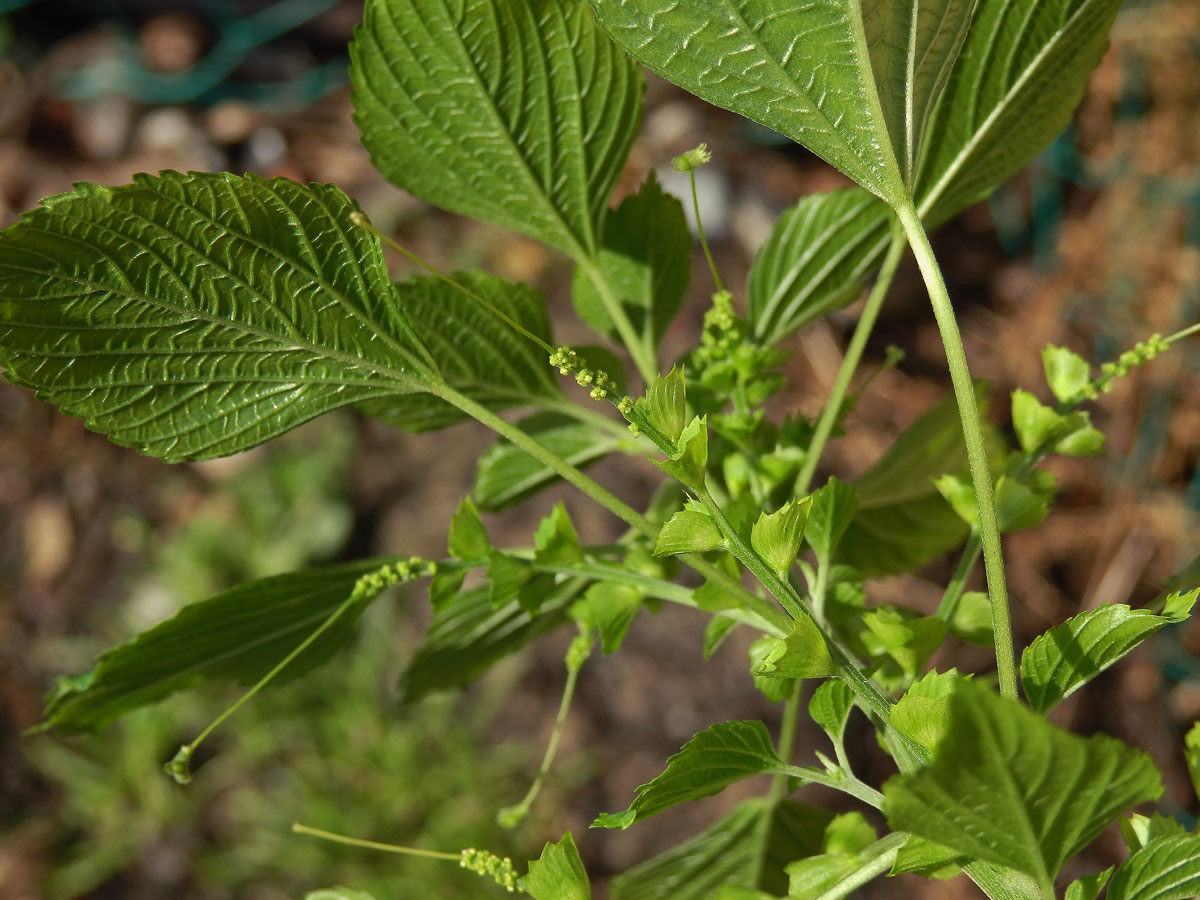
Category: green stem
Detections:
[
  {"x1": 751, "y1": 681, "x2": 805, "y2": 885},
  {"x1": 689, "y1": 170, "x2": 725, "y2": 294},
  {"x1": 796, "y1": 224, "x2": 908, "y2": 496},
  {"x1": 291, "y1": 823, "x2": 460, "y2": 861},
  {"x1": 936, "y1": 531, "x2": 982, "y2": 622},
  {"x1": 576, "y1": 256, "x2": 659, "y2": 385},
  {"x1": 786, "y1": 766, "x2": 886, "y2": 810},
  {"x1": 895, "y1": 202, "x2": 1017, "y2": 701},
  {"x1": 809, "y1": 833, "x2": 906, "y2": 900}
]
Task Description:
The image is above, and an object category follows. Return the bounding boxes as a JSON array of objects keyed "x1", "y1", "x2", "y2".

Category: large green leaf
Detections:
[
  {"x1": 351, "y1": 0, "x2": 643, "y2": 258},
  {"x1": 359, "y1": 272, "x2": 561, "y2": 432},
  {"x1": 594, "y1": 721, "x2": 787, "y2": 829},
  {"x1": 587, "y1": 0, "x2": 904, "y2": 203},
  {"x1": 885, "y1": 681, "x2": 1163, "y2": 892},
  {"x1": 473, "y1": 413, "x2": 624, "y2": 511},
  {"x1": 1020, "y1": 591, "x2": 1198, "y2": 714},
  {"x1": 861, "y1": 0, "x2": 977, "y2": 187},
  {"x1": 917, "y1": 0, "x2": 1126, "y2": 222},
  {"x1": 0, "y1": 172, "x2": 433, "y2": 461},
  {"x1": 1108, "y1": 834, "x2": 1200, "y2": 900},
  {"x1": 838, "y1": 387, "x2": 985, "y2": 576},
  {"x1": 41, "y1": 559, "x2": 402, "y2": 733},
  {"x1": 571, "y1": 172, "x2": 690, "y2": 348},
  {"x1": 400, "y1": 580, "x2": 579, "y2": 703},
  {"x1": 747, "y1": 188, "x2": 892, "y2": 344}
]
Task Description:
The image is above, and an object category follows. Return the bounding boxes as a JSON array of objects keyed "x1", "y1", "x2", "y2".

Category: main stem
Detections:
[
  {"x1": 895, "y1": 202, "x2": 1017, "y2": 701},
  {"x1": 796, "y1": 223, "x2": 908, "y2": 496}
]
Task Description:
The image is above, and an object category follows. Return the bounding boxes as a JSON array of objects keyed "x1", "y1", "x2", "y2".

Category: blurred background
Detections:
[{"x1": 0, "y1": 1, "x2": 1197, "y2": 898}]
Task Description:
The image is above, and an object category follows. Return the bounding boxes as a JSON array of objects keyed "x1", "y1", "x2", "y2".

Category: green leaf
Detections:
[
  {"x1": 448, "y1": 496, "x2": 490, "y2": 561},
  {"x1": 636, "y1": 367, "x2": 688, "y2": 443},
  {"x1": 916, "y1": 0, "x2": 1125, "y2": 222},
  {"x1": 1065, "y1": 868, "x2": 1113, "y2": 900},
  {"x1": 401, "y1": 581, "x2": 578, "y2": 703},
  {"x1": 747, "y1": 188, "x2": 892, "y2": 344},
  {"x1": 704, "y1": 615, "x2": 741, "y2": 661},
  {"x1": 752, "y1": 616, "x2": 836, "y2": 680},
  {"x1": 839, "y1": 388, "x2": 986, "y2": 575},
  {"x1": 1011, "y1": 389, "x2": 1067, "y2": 455},
  {"x1": 889, "y1": 669, "x2": 968, "y2": 753},
  {"x1": 749, "y1": 636, "x2": 797, "y2": 703},
  {"x1": 1020, "y1": 593, "x2": 1198, "y2": 714},
  {"x1": 359, "y1": 272, "x2": 560, "y2": 432},
  {"x1": 861, "y1": 0, "x2": 976, "y2": 188},
  {"x1": 808, "y1": 679, "x2": 855, "y2": 749},
  {"x1": 653, "y1": 416, "x2": 709, "y2": 491},
  {"x1": 786, "y1": 817, "x2": 902, "y2": 900},
  {"x1": 571, "y1": 582, "x2": 644, "y2": 655},
  {"x1": 1120, "y1": 814, "x2": 1188, "y2": 855},
  {"x1": 884, "y1": 680, "x2": 1163, "y2": 891},
  {"x1": 936, "y1": 470, "x2": 1057, "y2": 534},
  {"x1": 655, "y1": 509, "x2": 723, "y2": 556},
  {"x1": 0, "y1": 172, "x2": 432, "y2": 462},
  {"x1": 534, "y1": 502, "x2": 584, "y2": 566},
  {"x1": 1109, "y1": 834, "x2": 1200, "y2": 900},
  {"x1": 488, "y1": 551, "x2": 535, "y2": 610},
  {"x1": 805, "y1": 478, "x2": 859, "y2": 568},
  {"x1": 571, "y1": 172, "x2": 690, "y2": 347},
  {"x1": 42, "y1": 559, "x2": 402, "y2": 733},
  {"x1": 1184, "y1": 722, "x2": 1200, "y2": 804},
  {"x1": 862, "y1": 606, "x2": 948, "y2": 678},
  {"x1": 949, "y1": 590, "x2": 994, "y2": 647},
  {"x1": 588, "y1": 0, "x2": 905, "y2": 203},
  {"x1": 526, "y1": 832, "x2": 590, "y2": 900},
  {"x1": 891, "y1": 835, "x2": 965, "y2": 878},
  {"x1": 1043, "y1": 345, "x2": 1093, "y2": 406},
  {"x1": 593, "y1": 721, "x2": 787, "y2": 829},
  {"x1": 608, "y1": 798, "x2": 832, "y2": 900},
  {"x1": 474, "y1": 413, "x2": 621, "y2": 511},
  {"x1": 351, "y1": 0, "x2": 642, "y2": 259},
  {"x1": 751, "y1": 497, "x2": 812, "y2": 578}
]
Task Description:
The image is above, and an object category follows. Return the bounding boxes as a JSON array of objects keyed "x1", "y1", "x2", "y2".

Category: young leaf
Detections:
[
  {"x1": 570, "y1": 582, "x2": 644, "y2": 655},
  {"x1": 473, "y1": 413, "x2": 621, "y2": 511},
  {"x1": 608, "y1": 798, "x2": 832, "y2": 900},
  {"x1": 747, "y1": 188, "x2": 892, "y2": 344},
  {"x1": 1108, "y1": 834, "x2": 1200, "y2": 900},
  {"x1": 949, "y1": 590, "x2": 994, "y2": 648},
  {"x1": 526, "y1": 832, "x2": 590, "y2": 900},
  {"x1": 351, "y1": 0, "x2": 642, "y2": 259},
  {"x1": 805, "y1": 478, "x2": 859, "y2": 568},
  {"x1": 861, "y1": 0, "x2": 976, "y2": 188},
  {"x1": 917, "y1": 0, "x2": 1125, "y2": 222},
  {"x1": 1011, "y1": 388, "x2": 1067, "y2": 455},
  {"x1": 588, "y1": 0, "x2": 906, "y2": 203},
  {"x1": 749, "y1": 637, "x2": 797, "y2": 703},
  {"x1": 787, "y1": 824, "x2": 906, "y2": 900},
  {"x1": 1120, "y1": 814, "x2": 1189, "y2": 855},
  {"x1": 1043, "y1": 345, "x2": 1093, "y2": 406},
  {"x1": 654, "y1": 509, "x2": 723, "y2": 557},
  {"x1": 534, "y1": 502, "x2": 584, "y2": 566},
  {"x1": 401, "y1": 581, "x2": 577, "y2": 703},
  {"x1": 750, "y1": 497, "x2": 812, "y2": 578},
  {"x1": 636, "y1": 368, "x2": 688, "y2": 443},
  {"x1": 653, "y1": 416, "x2": 709, "y2": 491},
  {"x1": 751, "y1": 616, "x2": 836, "y2": 680},
  {"x1": 488, "y1": 552, "x2": 536, "y2": 610},
  {"x1": 809, "y1": 679, "x2": 855, "y2": 749},
  {"x1": 359, "y1": 272, "x2": 560, "y2": 432},
  {"x1": 891, "y1": 835, "x2": 965, "y2": 878},
  {"x1": 1184, "y1": 722, "x2": 1200, "y2": 804},
  {"x1": 1065, "y1": 869, "x2": 1113, "y2": 900},
  {"x1": 862, "y1": 606, "x2": 949, "y2": 678},
  {"x1": 570, "y1": 172, "x2": 690, "y2": 347},
  {"x1": 884, "y1": 681, "x2": 1163, "y2": 891},
  {"x1": 0, "y1": 173, "x2": 432, "y2": 461},
  {"x1": 889, "y1": 669, "x2": 968, "y2": 753},
  {"x1": 448, "y1": 497, "x2": 490, "y2": 561},
  {"x1": 838, "y1": 387, "x2": 987, "y2": 575},
  {"x1": 593, "y1": 721, "x2": 787, "y2": 829},
  {"x1": 42, "y1": 559, "x2": 404, "y2": 733},
  {"x1": 1020, "y1": 593, "x2": 1198, "y2": 714}
]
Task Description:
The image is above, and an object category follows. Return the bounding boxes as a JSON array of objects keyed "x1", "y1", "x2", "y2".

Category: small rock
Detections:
[
  {"x1": 23, "y1": 499, "x2": 73, "y2": 583},
  {"x1": 206, "y1": 100, "x2": 258, "y2": 146}
]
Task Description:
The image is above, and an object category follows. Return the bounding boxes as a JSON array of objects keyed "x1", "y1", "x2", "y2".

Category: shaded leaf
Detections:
[
  {"x1": 889, "y1": 669, "x2": 968, "y2": 753},
  {"x1": 885, "y1": 681, "x2": 1163, "y2": 891},
  {"x1": 1043, "y1": 345, "x2": 1093, "y2": 406},
  {"x1": 805, "y1": 478, "x2": 859, "y2": 568},
  {"x1": 0, "y1": 172, "x2": 430, "y2": 461},
  {"x1": 43, "y1": 559, "x2": 403, "y2": 733},
  {"x1": 526, "y1": 832, "x2": 590, "y2": 900},
  {"x1": 448, "y1": 496, "x2": 489, "y2": 561},
  {"x1": 752, "y1": 616, "x2": 836, "y2": 680},
  {"x1": 351, "y1": 0, "x2": 642, "y2": 258},
  {"x1": 571, "y1": 582, "x2": 644, "y2": 655},
  {"x1": 474, "y1": 413, "x2": 622, "y2": 511},
  {"x1": 1065, "y1": 868, "x2": 1113, "y2": 900},
  {"x1": 655, "y1": 509, "x2": 723, "y2": 556},
  {"x1": 1108, "y1": 834, "x2": 1200, "y2": 900},
  {"x1": 534, "y1": 502, "x2": 584, "y2": 566},
  {"x1": 809, "y1": 679, "x2": 855, "y2": 749}
]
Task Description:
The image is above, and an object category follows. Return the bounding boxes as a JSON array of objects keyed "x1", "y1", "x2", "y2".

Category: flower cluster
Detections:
[
  {"x1": 672, "y1": 143, "x2": 712, "y2": 173},
  {"x1": 1091, "y1": 333, "x2": 1170, "y2": 397},
  {"x1": 460, "y1": 848, "x2": 521, "y2": 892},
  {"x1": 549, "y1": 345, "x2": 622, "y2": 401},
  {"x1": 350, "y1": 557, "x2": 437, "y2": 602}
]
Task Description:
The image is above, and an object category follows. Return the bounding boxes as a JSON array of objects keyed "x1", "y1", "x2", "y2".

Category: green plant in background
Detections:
[{"x1": 5, "y1": 0, "x2": 1200, "y2": 898}]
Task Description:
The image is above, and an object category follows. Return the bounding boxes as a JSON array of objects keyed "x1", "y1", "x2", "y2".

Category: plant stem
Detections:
[
  {"x1": 796, "y1": 223, "x2": 908, "y2": 496},
  {"x1": 688, "y1": 169, "x2": 725, "y2": 294},
  {"x1": 751, "y1": 680, "x2": 805, "y2": 885},
  {"x1": 809, "y1": 833, "x2": 906, "y2": 900},
  {"x1": 895, "y1": 202, "x2": 1017, "y2": 701},
  {"x1": 576, "y1": 256, "x2": 659, "y2": 385},
  {"x1": 291, "y1": 823, "x2": 460, "y2": 860},
  {"x1": 936, "y1": 531, "x2": 982, "y2": 622},
  {"x1": 786, "y1": 765, "x2": 886, "y2": 810}
]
